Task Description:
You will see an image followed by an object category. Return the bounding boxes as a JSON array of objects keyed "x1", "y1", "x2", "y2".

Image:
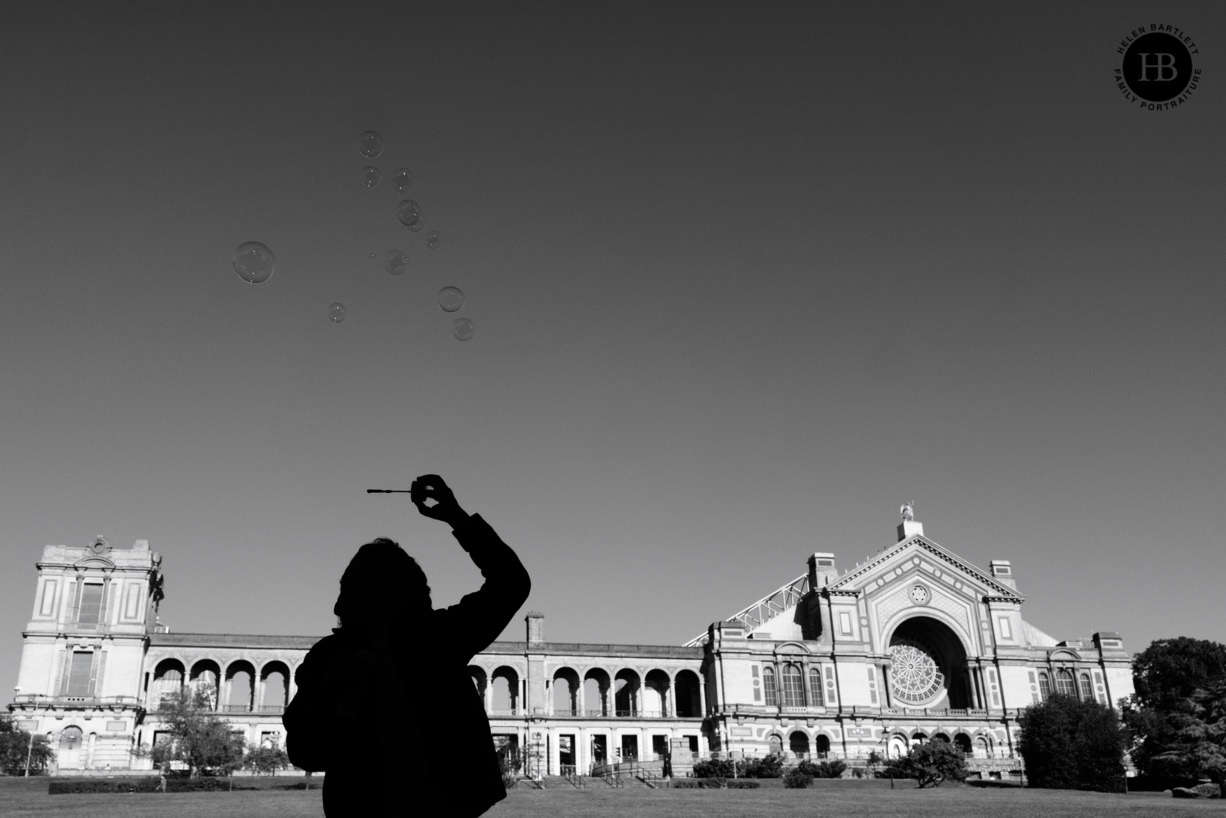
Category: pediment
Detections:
[
  {"x1": 827, "y1": 536, "x2": 1021, "y2": 601},
  {"x1": 74, "y1": 557, "x2": 115, "y2": 570}
]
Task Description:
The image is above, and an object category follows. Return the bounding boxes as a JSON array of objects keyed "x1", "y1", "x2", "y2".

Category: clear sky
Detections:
[{"x1": 2, "y1": 1, "x2": 1224, "y2": 707}]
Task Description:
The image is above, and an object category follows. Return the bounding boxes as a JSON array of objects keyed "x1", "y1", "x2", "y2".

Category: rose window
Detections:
[{"x1": 889, "y1": 639, "x2": 944, "y2": 705}]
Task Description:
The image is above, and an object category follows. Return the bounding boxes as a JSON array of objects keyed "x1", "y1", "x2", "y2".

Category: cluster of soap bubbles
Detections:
[{"x1": 229, "y1": 129, "x2": 475, "y2": 341}]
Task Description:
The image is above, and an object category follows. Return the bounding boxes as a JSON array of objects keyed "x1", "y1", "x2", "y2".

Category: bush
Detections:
[
  {"x1": 880, "y1": 742, "x2": 968, "y2": 788},
  {"x1": 783, "y1": 767, "x2": 813, "y2": 788},
  {"x1": 795, "y1": 759, "x2": 846, "y2": 778},
  {"x1": 741, "y1": 755, "x2": 784, "y2": 778},
  {"x1": 725, "y1": 779, "x2": 760, "y2": 788},
  {"x1": 1018, "y1": 695, "x2": 1126, "y2": 792},
  {"x1": 693, "y1": 758, "x2": 736, "y2": 779}
]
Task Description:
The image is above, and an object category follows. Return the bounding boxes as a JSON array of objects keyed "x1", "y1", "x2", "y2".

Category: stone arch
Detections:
[
  {"x1": 788, "y1": 730, "x2": 810, "y2": 757},
  {"x1": 932, "y1": 731, "x2": 952, "y2": 743},
  {"x1": 224, "y1": 660, "x2": 256, "y2": 713},
  {"x1": 189, "y1": 660, "x2": 220, "y2": 707},
  {"x1": 469, "y1": 665, "x2": 488, "y2": 698},
  {"x1": 59, "y1": 725, "x2": 84, "y2": 769},
  {"x1": 584, "y1": 668, "x2": 611, "y2": 716},
  {"x1": 885, "y1": 616, "x2": 972, "y2": 709},
  {"x1": 552, "y1": 666, "x2": 580, "y2": 715},
  {"x1": 644, "y1": 669, "x2": 671, "y2": 716},
  {"x1": 614, "y1": 669, "x2": 640, "y2": 716},
  {"x1": 674, "y1": 669, "x2": 702, "y2": 717},
  {"x1": 260, "y1": 661, "x2": 290, "y2": 710},
  {"x1": 887, "y1": 733, "x2": 909, "y2": 759},
  {"x1": 974, "y1": 734, "x2": 992, "y2": 758},
  {"x1": 152, "y1": 659, "x2": 185, "y2": 708},
  {"x1": 767, "y1": 733, "x2": 784, "y2": 755},
  {"x1": 490, "y1": 666, "x2": 518, "y2": 713},
  {"x1": 954, "y1": 733, "x2": 972, "y2": 755},
  {"x1": 814, "y1": 733, "x2": 831, "y2": 758}
]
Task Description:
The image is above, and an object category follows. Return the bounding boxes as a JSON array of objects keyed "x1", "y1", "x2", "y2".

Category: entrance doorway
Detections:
[{"x1": 620, "y1": 734, "x2": 638, "y2": 762}]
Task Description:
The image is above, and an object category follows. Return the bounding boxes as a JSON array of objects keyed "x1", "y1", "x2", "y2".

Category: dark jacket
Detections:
[{"x1": 284, "y1": 514, "x2": 531, "y2": 817}]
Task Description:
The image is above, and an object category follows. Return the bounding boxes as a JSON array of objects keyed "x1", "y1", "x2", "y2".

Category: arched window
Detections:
[
  {"x1": 781, "y1": 664, "x2": 805, "y2": 708},
  {"x1": 789, "y1": 731, "x2": 810, "y2": 757},
  {"x1": 1038, "y1": 672, "x2": 1051, "y2": 702},
  {"x1": 768, "y1": 734, "x2": 783, "y2": 755},
  {"x1": 814, "y1": 734, "x2": 831, "y2": 758},
  {"x1": 808, "y1": 667, "x2": 824, "y2": 707},
  {"x1": 1079, "y1": 672, "x2": 1094, "y2": 701},
  {"x1": 954, "y1": 734, "x2": 972, "y2": 755},
  {"x1": 491, "y1": 668, "x2": 518, "y2": 713},
  {"x1": 762, "y1": 666, "x2": 777, "y2": 707},
  {"x1": 1055, "y1": 669, "x2": 1076, "y2": 698}
]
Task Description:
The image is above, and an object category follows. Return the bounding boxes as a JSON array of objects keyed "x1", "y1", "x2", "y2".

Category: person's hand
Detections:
[{"x1": 410, "y1": 474, "x2": 469, "y2": 527}]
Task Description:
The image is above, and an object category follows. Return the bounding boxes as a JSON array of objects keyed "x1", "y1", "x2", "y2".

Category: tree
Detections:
[
  {"x1": 0, "y1": 715, "x2": 54, "y2": 775},
  {"x1": 1149, "y1": 678, "x2": 1226, "y2": 796},
  {"x1": 139, "y1": 687, "x2": 245, "y2": 777},
  {"x1": 881, "y1": 741, "x2": 968, "y2": 788},
  {"x1": 1124, "y1": 638, "x2": 1226, "y2": 780},
  {"x1": 496, "y1": 743, "x2": 522, "y2": 789},
  {"x1": 1018, "y1": 695, "x2": 1126, "y2": 792},
  {"x1": 245, "y1": 743, "x2": 290, "y2": 776}
]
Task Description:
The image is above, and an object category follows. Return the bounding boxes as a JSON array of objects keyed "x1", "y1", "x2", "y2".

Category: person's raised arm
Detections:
[{"x1": 411, "y1": 474, "x2": 531, "y2": 659}]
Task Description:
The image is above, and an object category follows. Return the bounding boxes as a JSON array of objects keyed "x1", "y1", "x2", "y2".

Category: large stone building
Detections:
[{"x1": 9, "y1": 513, "x2": 1135, "y2": 775}]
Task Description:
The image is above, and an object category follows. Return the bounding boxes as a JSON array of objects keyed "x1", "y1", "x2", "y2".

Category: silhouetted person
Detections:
[{"x1": 284, "y1": 474, "x2": 531, "y2": 817}]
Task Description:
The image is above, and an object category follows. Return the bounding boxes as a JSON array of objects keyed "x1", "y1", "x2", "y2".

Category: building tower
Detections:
[{"x1": 10, "y1": 536, "x2": 163, "y2": 772}]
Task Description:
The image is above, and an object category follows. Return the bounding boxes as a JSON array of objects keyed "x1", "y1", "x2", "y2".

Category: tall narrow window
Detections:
[
  {"x1": 782, "y1": 664, "x2": 806, "y2": 707},
  {"x1": 78, "y1": 584, "x2": 103, "y2": 625},
  {"x1": 808, "y1": 668, "x2": 824, "y2": 707},
  {"x1": 763, "y1": 666, "x2": 777, "y2": 707},
  {"x1": 1055, "y1": 669, "x2": 1076, "y2": 697},
  {"x1": 66, "y1": 651, "x2": 93, "y2": 696},
  {"x1": 1038, "y1": 672, "x2": 1051, "y2": 702},
  {"x1": 1078, "y1": 673, "x2": 1093, "y2": 701}
]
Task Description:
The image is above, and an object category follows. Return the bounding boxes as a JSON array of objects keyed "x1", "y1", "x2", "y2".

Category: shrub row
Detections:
[
  {"x1": 693, "y1": 756, "x2": 845, "y2": 780},
  {"x1": 49, "y1": 777, "x2": 246, "y2": 794},
  {"x1": 672, "y1": 778, "x2": 761, "y2": 789}
]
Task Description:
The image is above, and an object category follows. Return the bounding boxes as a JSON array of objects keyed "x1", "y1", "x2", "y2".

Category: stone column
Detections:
[
  {"x1": 667, "y1": 676, "x2": 676, "y2": 718},
  {"x1": 698, "y1": 676, "x2": 707, "y2": 716},
  {"x1": 576, "y1": 675, "x2": 585, "y2": 716}
]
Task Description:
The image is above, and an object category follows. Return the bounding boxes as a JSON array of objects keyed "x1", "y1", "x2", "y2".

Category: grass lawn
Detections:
[{"x1": 1, "y1": 776, "x2": 1220, "y2": 817}]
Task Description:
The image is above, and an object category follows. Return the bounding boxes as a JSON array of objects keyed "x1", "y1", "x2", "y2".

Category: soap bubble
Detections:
[
  {"x1": 396, "y1": 199, "x2": 423, "y2": 230},
  {"x1": 426, "y1": 229, "x2": 442, "y2": 249},
  {"x1": 328, "y1": 302, "x2": 347, "y2": 323},
  {"x1": 451, "y1": 317, "x2": 476, "y2": 342},
  {"x1": 358, "y1": 131, "x2": 383, "y2": 158},
  {"x1": 232, "y1": 241, "x2": 275, "y2": 284},
  {"x1": 361, "y1": 166, "x2": 380, "y2": 187},
  {"x1": 383, "y1": 249, "x2": 410, "y2": 276},
  {"x1": 438, "y1": 286, "x2": 465, "y2": 312},
  {"x1": 391, "y1": 167, "x2": 413, "y2": 193}
]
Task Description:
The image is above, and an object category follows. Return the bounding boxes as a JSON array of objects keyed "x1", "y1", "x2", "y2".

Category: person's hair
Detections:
[{"x1": 333, "y1": 537, "x2": 431, "y2": 628}]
